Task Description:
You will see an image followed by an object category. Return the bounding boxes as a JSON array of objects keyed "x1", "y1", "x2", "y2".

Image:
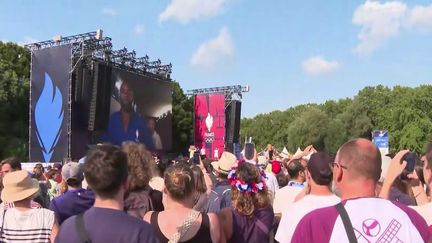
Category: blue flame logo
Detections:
[{"x1": 35, "y1": 73, "x2": 64, "y2": 162}]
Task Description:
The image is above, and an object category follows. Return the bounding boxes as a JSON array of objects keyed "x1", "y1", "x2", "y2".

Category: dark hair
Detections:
[
  {"x1": 157, "y1": 158, "x2": 172, "y2": 176},
  {"x1": 164, "y1": 163, "x2": 195, "y2": 201},
  {"x1": 84, "y1": 144, "x2": 128, "y2": 199},
  {"x1": 203, "y1": 158, "x2": 213, "y2": 174},
  {"x1": 276, "y1": 173, "x2": 289, "y2": 187},
  {"x1": 231, "y1": 162, "x2": 271, "y2": 216},
  {"x1": 122, "y1": 142, "x2": 155, "y2": 192},
  {"x1": 1, "y1": 157, "x2": 22, "y2": 171},
  {"x1": 33, "y1": 166, "x2": 44, "y2": 181},
  {"x1": 287, "y1": 160, "x2": 305, "y2": 179},
  {"x1": 191, "y1": 166, "x2": 207, "y2": 194},
  {"x1": 67, "y1": 178, "x2": 82, "y2": 188},
  {"x1": 46, "y1": 169, "x2": 58, "y2": 180},
  {"x1": 414, "y1": 157, "x2": 425, "y2": 186}
]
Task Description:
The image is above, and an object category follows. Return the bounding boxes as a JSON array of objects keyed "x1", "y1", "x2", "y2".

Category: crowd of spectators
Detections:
[{"x1": 0, "y1": 138, "x2": 431, "y2": 242}]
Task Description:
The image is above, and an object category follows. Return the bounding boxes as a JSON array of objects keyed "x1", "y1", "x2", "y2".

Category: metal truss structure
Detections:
[
  {"x1": 187, "y1": 85, "x2": 250, "y2": 108},
  {"x1": 24, "y1": 30, "x2": 172, "y2": 79}
]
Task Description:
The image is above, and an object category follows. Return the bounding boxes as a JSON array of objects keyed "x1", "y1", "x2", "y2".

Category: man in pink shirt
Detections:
[{"x1": 292, "y1": 138, "x2": 430, "y2": 243}]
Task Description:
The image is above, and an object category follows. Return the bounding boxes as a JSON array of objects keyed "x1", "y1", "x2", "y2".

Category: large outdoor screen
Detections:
[
  {"x1": 71, "y1": 64, "x2": 172, "y2": 159},
  {"x1": 101, "y1": 68, "x2": 172, "y2": 151}
]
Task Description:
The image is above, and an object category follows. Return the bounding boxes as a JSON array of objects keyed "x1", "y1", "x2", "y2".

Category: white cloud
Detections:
[
  {"x1": 102, "y1": 8, "x2": 118, "y2": 17},
  {"x1": 159, "y1": 0, "x2": 230, "y2": 24},
  {"x1": 302, "y1": 56, "x2": 340, "y2": 76},
  {"x1": 134, "y1": 24, "x2": 144, "y2": 35},
  {"x1": 353, "y1": 1, "x2": 407, "y2": 56},
  {"x1": 191, "y1": 27, "x2": 234, "y2": 69},
  {"x1": 352, "y1": 1, "x2": 432, "y2": 56},
  {"x1": 407, "y1": 4, "x2": 432, "y2": 30}
]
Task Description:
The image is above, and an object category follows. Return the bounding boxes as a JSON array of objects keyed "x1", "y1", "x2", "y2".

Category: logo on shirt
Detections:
[{"x1": 362, "y1": 218, "x2": 381, "y2": 237}]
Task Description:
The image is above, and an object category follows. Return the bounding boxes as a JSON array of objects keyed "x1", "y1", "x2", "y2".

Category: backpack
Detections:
[{"x1": 204, "y1": 182, "x2": 232, "y2": 213}]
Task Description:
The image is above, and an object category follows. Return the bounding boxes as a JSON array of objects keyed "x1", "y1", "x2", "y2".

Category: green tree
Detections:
[
  {"x1": 0, "y1": 42, "x2": 30, "y2": 160},
  {"x1": 171, "y1": 81, "x2": 193, "y2": 154},
  {"x1": 286, "y1": 107, "x2": 330, "y2": 151}
]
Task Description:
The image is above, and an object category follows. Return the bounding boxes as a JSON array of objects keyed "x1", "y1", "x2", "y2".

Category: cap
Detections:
[
  {"x1": 271, "y1": 161, "x2": 282, "y2": 174},
  {"x1": 307, "y1": 152, "x2": 333, "y2": 185},
  {"x1": 61, "y1": 162, "x2": 84, "y2": 182}
]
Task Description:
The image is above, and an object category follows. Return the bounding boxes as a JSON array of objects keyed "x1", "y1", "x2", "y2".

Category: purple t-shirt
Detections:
[
  {"x1": 49, "y1": 188, "x2": 95, "y2": 225},
  {"x1": 292, "y1": 197, "x2": 430, "y2": 243},
  {"x1": 229, "y1": 206, "x2": 274, "y2": 243},
  {"x1": 56, "y1": 207, "x2": 159, "y2": 243}
]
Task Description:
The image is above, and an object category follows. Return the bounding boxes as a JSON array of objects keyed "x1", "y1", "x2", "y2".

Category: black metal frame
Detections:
[
  {"x1": 187, "y1": 85, "x2": 249, "y2": 109},
  {"x1": 24, "y1": 30, "x2": 172, "y2": 80}
]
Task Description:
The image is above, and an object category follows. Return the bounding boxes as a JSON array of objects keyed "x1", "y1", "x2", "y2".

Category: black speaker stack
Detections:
[{"x1": 225, "y1": 100, "x2": 241, "y2": 152}]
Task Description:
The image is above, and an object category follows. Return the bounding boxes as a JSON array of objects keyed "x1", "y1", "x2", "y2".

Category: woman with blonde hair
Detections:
[
  {"x1": 218, "y1": 162, "x2": 274, "y2": 243},
  {"x1": 144, "y1": 163, "x2": 220, "y2": 243}
]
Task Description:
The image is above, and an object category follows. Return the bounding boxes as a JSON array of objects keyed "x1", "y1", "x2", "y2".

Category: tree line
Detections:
[{"x1": 240, "y1": 84, "x2": 432, "y2": 155}]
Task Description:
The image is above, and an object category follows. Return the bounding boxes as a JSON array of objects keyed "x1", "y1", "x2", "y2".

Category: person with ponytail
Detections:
[{"x1": 144, "y1": 163, "x2": 221, "y2": 243}]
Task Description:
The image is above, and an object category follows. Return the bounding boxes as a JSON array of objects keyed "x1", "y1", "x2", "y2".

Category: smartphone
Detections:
[
  {"x1": 400, "y1": 152, "x2": 417, "y2": 179},
  {"x1": 244, "y1": 142, "x2": 255, "y2": 160},
  {"x1": 193, "y1": 152, "x2": 200, "y2": 165}
]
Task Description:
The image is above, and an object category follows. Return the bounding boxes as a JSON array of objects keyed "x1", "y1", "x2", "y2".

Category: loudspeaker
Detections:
[{"x1": 225, "y1": 100, "x2": 241, "y2": 144}]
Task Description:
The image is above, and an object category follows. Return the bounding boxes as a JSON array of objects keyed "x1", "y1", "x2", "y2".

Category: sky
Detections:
[{"x1": 1, "y1": 0, "x2": 431, "y2": 118}]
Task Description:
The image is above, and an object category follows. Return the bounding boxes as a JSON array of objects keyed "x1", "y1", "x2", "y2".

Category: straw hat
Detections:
[
  {"x1": 211, "y1": 152, "x2": 237, "y2": 174},
  {"x1": 1, "y1": 170, "x2": 40, "y2": 202}
]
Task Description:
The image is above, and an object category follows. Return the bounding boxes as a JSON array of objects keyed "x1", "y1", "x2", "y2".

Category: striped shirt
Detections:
[
  {"x1": 0, "y1": 208, "x2": 54, "y2": 242},
  {"x1": 1, "y1": 201, "x2": 42, "y2": 210}
]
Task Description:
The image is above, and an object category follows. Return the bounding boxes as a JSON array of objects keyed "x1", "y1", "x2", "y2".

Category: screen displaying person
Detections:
[{"x1": 101, "y1": 80, "x2": 154, "y2": 149}]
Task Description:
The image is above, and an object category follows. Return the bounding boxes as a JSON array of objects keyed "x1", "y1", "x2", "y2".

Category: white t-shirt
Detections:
[
  {"x1": 275, "y1": 194, "x2": 340, "y2": 243},
  {"x1": 273, "y1": 186, "x2": 303, "y2": 214},
  {"x1": 410, "y1": 202, "x2": 432, "y2": 226},
  {"x1": 264, "y1": 171, "x2": 279, "y2": 198},
  {"x1": 0, "y1": 208, "x2": 55, "y2": 243}
]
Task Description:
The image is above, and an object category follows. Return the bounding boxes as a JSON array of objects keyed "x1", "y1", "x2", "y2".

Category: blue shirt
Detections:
[
  {"x1": 102, "y1": 111, "x2": 155, "y2": 149},
  {"x1": 287, "y1": 181, "x2": 305, "y2": 188},
  {"x1": 49, "y1": 188, "x2": 95, "y2": 225}
]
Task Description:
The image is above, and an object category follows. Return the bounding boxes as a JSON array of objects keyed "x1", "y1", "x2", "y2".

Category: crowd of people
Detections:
[{"x1": 0, "y1": 138, "x2": 431, "y2": 242}]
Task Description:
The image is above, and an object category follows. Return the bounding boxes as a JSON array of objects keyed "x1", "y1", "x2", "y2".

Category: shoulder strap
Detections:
[
  {"x1": 255, "y1": 218, "x2": 270, "y2": 236},
  {"x1": 75, "y1": 213, "x2": 92, "y2": 243},
  {"x1": 168, "y1": 210, "x2": 200, "y2": 243},
  {"x1": 201, "y1": 213, "x2": 210, "y2": 228},
  {"x1": 335, "y1": 202, "x2": 358, "y2": 243},
  {"x1": 0, "y1": 208, "x2": 6, "y2": 240},
  {"x1": 221, "y1": 188, "x2": 230, "y2": 195}
]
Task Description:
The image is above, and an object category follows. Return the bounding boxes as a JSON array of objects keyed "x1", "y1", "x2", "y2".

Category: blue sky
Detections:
[{"x1": 1, "y1": 0, "x2": 431, "y2": 117}]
